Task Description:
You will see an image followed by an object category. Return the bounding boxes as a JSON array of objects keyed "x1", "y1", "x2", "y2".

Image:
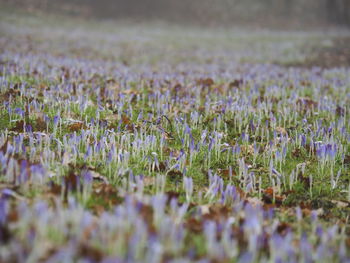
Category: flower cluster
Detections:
[{"x1": 0, "y1": 11, "x2": 349, "y2": 263}]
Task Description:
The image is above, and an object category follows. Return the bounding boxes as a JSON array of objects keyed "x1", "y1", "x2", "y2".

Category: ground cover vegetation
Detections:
[{"x1": 0, "y1": 9, "x2": 350, "y2": 263}]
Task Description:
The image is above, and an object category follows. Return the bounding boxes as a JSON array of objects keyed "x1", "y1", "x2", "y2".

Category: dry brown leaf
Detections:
[
  {"x1": 275, "y1": 127, "x2": 287, "y2": 135},
  {"x1": 196, "y1": 78, "x2": 214, "y2": 87},
  {"x1": 68, "y1": 122, "x2": 85, "y2": 132},
  {"x1": 331, "y1": 200, "x2": 349, "y2": 208}
]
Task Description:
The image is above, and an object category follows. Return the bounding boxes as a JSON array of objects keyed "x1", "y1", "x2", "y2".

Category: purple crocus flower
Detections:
[
  {"x1": 53, "y1": 115, "x2": 60, "y2": 126},
  {"x1": 14, "y1": 108, "x2": 25, "y2": 118},
  {"x1": 34, "y1": 201, "x2": 48, "y2": 215},
  {"x1": 82, "y1": 171, "x2": 93, "y2": 184},
  {"x1": 183, "y1": 176, "x2": 193, "y2": 202},
  {"x1": 0, "y1": 198, "x2": 8, "y2": 224},
  {"x1": 301, "y1": 134, "x2": 307, "y2": 147},
  {"x1": 238, "y1": 252, "x2": 253, "y2": 263}
]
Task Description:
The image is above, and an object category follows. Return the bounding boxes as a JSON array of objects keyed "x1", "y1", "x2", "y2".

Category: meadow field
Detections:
[{"x1": 0, "y1": 9, "x2": 350, "y2": 263}]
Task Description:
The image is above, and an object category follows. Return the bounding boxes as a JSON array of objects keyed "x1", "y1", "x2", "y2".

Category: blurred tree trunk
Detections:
[
  {"x1": 283, "y1": 0, "x2": 292, "y2": 15},
  {"x1": 326, "y1": 0, "x2": 350, "y2": 25},
  {"x1": 3, "y1": 0, "x2": 350, "y2": 27}
]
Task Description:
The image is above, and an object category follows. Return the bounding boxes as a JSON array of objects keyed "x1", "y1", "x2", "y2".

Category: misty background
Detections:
[{"x1": 2, "y1": 0, "x2": 350, "y2": 28}]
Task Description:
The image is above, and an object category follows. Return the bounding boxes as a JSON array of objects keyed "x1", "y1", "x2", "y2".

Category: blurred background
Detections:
[
  {"x1": 2, "y1": 0, "x2": 350, "y2": 29},
  {"x1": 1, "y1": 0, "x2": 350, "y2": 69}
]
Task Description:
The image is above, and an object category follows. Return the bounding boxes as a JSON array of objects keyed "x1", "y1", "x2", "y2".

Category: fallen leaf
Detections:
[
  {"x1": 34, "y1": 117, "x2": 47, "y2": 131},
  {"x1": 121, "y1": 115, "x2": 131, "y2": 126},
  {"x1": 203, "y1": 204, "x2": 230, "y2": 221},
  {"x1": 68, "y1": 122, "x2": 85, "y2": 132},
  {"x1": 166, "y1": 191, "x2": 180, "y2": 204},
  {"x1": 229, "y1": 79, "x2": 243, "y2": 89},
  {"x1": 11, "y1": 120, "x2": 24, "y2": 132},
  {"x1": 90, "y1": 171, "x2": 109, "y2": 184},
  {"x1": 331, "y1": 200, "x2": 349, "y2": 208},
  {"x1": 262, "y1": 187, "x2": 285, "y2": 205},
  {"x1": 277, "y1": 222, "x2": 291, "y2": 236},
  {"x1": 78, "y1": 243, "x2": 103, "y2": 262},
  {"x1": 196, "y1": 78, "x2": 214, "y2": 87},
  {"x1": 167, "y1": 170, "x2": 183, "y2": 181},
  {"x1": 275, "y1": 127, "x2": 287, "y2": 135},
  {"x1": 185, "y1": 218, "x2": 203, "y2": 233},
  {"x1": 336, "y1": 105, "x2": 345, "y2": 116},
  {"x1": 292, "y1": 148, "x2": 302, "y2": 158},
  {"x1": 296, "y1": 97, "x2": 318, "y2": 111}
]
